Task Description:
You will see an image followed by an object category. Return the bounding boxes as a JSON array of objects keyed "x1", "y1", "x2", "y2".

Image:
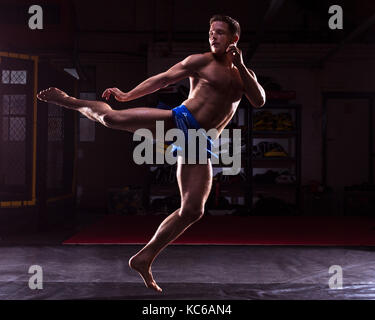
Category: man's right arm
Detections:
[{"x1": 102, "y1": 54, "x2": 207, "y2": 102}]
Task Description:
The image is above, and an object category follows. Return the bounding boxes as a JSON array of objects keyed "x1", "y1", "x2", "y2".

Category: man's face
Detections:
[{"x1": 209, "y1": 21, "x2": 236, "y2": 55}]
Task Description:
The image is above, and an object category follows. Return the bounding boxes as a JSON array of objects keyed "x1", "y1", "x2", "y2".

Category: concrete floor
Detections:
[{"x1": 0, "y1": 244, "x2": 374, "y2": 300}]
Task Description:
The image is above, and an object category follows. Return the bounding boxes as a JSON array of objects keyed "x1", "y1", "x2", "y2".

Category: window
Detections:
[
  {"x1": 1, "y1": 94, "x2": 27, "y2": 186},
  {"x1": 2, "y1": 94, "x2": 27, "y2": 141},
  {"x1": 48, "y1": 103, "x2": 64, "y2": 141},
  {"x1": 2, "y1": 70, "x2": 27, "y2": 84}
]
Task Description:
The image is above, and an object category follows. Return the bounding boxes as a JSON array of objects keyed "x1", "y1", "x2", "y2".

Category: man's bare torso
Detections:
[{"x1": 181, "y1": 53, "x2": 244, "y2": 136}]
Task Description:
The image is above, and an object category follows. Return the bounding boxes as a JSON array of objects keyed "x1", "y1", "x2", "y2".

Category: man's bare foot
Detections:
[
  {"x1": 37, "y1": 87, "x2": 74, "y2": 109},
  {"x1": 129, "y1": 254, "x2": 162, "y2": 293}
]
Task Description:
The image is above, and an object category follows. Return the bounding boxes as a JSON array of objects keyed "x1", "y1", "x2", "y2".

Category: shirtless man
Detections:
[{"x1": 37, "y1": 15, "x2": 265, "y2": 292}]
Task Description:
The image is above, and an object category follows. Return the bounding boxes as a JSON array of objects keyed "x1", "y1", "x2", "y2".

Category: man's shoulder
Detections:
[{"x1": 183, "y1": 53, "x2": 212, "y2": 68}]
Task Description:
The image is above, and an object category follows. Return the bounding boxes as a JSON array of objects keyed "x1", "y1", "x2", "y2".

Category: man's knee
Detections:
[
  {"x1": 102, "y1": 110, "x2": 124, "y2": 128},
  {"x1": 179, "y1": 205, "x2": 204, "y2": 222}
]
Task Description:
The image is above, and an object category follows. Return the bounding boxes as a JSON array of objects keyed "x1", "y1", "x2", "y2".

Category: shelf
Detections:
[
  {"x1": 252, "y1": 158, "x2": 296, "y2": 168},
  {"x1": 220, "y1": 183, "x2": 297, "y2": 196},
  {"x1": 146, "y1": 102, "x2": 301, "y2": 212},
  {"x1": 253, "y1": 184, "x2": 298, "y2": 191},
  {"x1": 254, "y1": 103, "x2": 300, "y2": 109},
  {"x1": 212, "y1": 162, "x2": 243, "y2": 168},
  {"x1": 253, "y1": 131, "x2": 297, "y2": 138},
  {"x1": 220, "y1": 184, "x2": 248, "y2": 197},
  {"x1": 149, "y1": 184, "x2": 178, "y2": 196}
]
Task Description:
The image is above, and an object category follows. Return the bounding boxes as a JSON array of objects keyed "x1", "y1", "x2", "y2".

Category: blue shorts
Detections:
[{"x1": 168, "y1": 104, "x2": 218, "y2": 162}]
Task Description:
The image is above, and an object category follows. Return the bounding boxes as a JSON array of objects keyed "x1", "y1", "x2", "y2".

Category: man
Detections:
[{"x1": 37, "y1": 15, "x2": 265, "y2": 292}]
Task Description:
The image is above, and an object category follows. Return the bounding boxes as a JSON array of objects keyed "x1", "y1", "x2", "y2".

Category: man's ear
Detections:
[{"x1": 232, "y1": 34, "x2": 239, "y2": 45}]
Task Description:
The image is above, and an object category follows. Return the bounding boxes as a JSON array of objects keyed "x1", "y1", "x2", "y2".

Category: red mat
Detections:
[{"x1": 63, "y1": 215, "x2": 375, "y2": 246}]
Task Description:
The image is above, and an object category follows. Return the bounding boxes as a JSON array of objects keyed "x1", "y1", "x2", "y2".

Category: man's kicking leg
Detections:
[
  {"x1": 129, "y1": 157, "x2": 213, "y2": 292},
  {"x1": 37, "y1": 87, "x2": 175, "y2": 134}
]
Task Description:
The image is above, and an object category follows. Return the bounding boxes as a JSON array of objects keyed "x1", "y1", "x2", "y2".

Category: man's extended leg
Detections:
[
  {"x1": 37, "y1": 87, "x2": 175, "y2": 134},
  {"x1": 129, "y1": 157, "x2": 213, "y2": 292}
]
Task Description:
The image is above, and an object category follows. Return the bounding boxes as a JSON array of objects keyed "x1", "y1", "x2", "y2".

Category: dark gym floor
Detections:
[{"x1": 0, "y1": 242, "x2": 374, "y2": 300}]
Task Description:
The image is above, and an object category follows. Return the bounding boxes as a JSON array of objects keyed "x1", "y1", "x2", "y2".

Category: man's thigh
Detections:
[
  {"x1": 176, "y1": 158, "x2": 213, "y2": 206},
  {"x1": 112, "y1": 107, "x2": 175, "y2": 134}
]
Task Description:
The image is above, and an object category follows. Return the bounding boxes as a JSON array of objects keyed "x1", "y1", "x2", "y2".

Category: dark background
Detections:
[{"x1": 0, "y1": 0, "x2": 375, "y2": 236}]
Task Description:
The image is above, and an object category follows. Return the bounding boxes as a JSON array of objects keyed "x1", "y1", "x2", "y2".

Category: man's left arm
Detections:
[
  {"x1": 238, "y1": 65, "x2": 266, "y2": 108},
  {"x1": 227, "y1": 45, "x2": 266, "y2": 108}
]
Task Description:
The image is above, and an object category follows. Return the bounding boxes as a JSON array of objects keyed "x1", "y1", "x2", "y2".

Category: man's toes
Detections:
[{"x1": 151, "y1": 281, "x2": 162, "y2": 292}]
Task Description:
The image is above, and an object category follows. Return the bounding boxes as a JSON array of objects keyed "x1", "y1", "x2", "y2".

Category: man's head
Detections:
[{"x1": 209, "y1": 15, "x2": 240, "y2": 55}]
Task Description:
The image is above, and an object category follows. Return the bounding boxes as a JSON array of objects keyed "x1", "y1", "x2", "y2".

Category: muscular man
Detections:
[{"x1": 37, "y1": 15, "x2": 265, "y2": 292}]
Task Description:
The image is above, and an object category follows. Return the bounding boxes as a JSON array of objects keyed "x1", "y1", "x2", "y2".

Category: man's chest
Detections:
[{"x1": 199, "y1": 64, "x2": 243, "y2": 93}]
